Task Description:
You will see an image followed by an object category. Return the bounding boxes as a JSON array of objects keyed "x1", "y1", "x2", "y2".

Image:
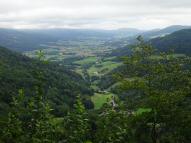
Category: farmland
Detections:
[
  {"x1": 91, "y1": 93, "x2": 114, "y2": 109},
  {"x1": 24, "y1": 38, "x2": 122, "y2": 108}
]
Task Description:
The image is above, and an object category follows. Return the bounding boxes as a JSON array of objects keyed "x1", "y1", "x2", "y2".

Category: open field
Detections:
[
  {"x1": 88, "y1": 61, "x2": 122, "y2": 76},
  {"x1": 91, "y1": 93, "x2": 114, "y2": 109},
  {"x1": 150, "y1": 54, "x2": 186, "y2": 60},
  {"x1": 74, "y1": 56, "x2": 97, "y2": 65}
]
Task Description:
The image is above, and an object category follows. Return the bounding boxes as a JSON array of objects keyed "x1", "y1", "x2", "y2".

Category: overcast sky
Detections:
[{"x1": 0, "y1": 0, "x2": 190, "y2": 30}]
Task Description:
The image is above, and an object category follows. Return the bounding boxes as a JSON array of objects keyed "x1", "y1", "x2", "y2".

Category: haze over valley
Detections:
[{"x1": 0, "y1": 0, "x2": 191, "y2": 142}]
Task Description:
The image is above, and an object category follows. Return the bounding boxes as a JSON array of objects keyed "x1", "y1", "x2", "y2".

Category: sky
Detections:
[{"x1": 0, "y1": 0, "x2": 191, "y2": 30}]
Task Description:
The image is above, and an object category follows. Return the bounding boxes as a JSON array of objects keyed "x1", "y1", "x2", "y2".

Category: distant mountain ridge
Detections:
[
  {"x1": 110, "y1": 28, "x2": 191, "y2": 57},
  {"x1": 0, "y1": 28, "x2": 143, "y2": 52},
  {"x1": 0, "y1": 25, "x2": 190, "y2": 53},
  {"x1": 141, "y1": 25, "x2": 191, "y2": 39},
  {"x1": 105, "y1": 25, "x2": 191, "y2": 49},
  {"x1": 150, "y1": 28, "x2": 191, "y2": 55},
  {"x1": 0, "y1": 28, "x2": 58, "y2": 51}
]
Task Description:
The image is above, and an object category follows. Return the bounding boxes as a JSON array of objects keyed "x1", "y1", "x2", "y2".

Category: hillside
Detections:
[
  {"x1": 0, "y1": 29, "x2": 58, "y2": 51},
  {"x1": 0, "y1": 46, "x2": 93, "y2": 116},
  {"x1": 103, "y1": 28, "x2": 191, "y2": 90},
  {"x1": 103, "y1": 25, "x2": 191, "y2": 50},
  {"x1": 1, "y1": 34, "x2": 191, "y2": 143},
  {"x1": 150, "y1": 29, "x2": 191, "y2": 54},
  {"x1": 142, "y1": 25, "x2": 191, "y2": 39}
]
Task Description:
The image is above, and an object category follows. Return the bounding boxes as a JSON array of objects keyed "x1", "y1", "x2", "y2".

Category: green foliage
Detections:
[
  {"x1": 95, "y1": 98, "x2": 132, "y2": 143},
  {"x1": 117, "y1": 37, "x2": 191, "y2": 142},
  {"x1": 2, "y1": 112, "x2": 24, "y2": 142},
  {"x1": 62, "y1": 96, "x2": 90, "y2": 143},
  {"x1": 1, "y1": 80, "x2": 56, "y2": 143},
  {"x1": 91, "y1": 93, "x2": 113, "y2": 109},
  {"x1": 0, "y1": 46, "x2": 93, "y2": 116},
  {"x1": 150, "y1": 29, "x2": 191, "y2": 55},
  {"x1": 1, "y1": 52, "x2": 57, "y2": 142},
  {"x1": 1, "y1": 37, "x2": 191, "y2": 143}
]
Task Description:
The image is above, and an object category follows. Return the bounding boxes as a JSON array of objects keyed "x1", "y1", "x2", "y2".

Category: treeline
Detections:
[{"x1": 1, "y1": 39, "x2": 191, "y2": 143}]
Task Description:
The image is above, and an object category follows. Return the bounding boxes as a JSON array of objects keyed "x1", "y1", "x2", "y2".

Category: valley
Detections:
[
  {"x1": 1, "y1": 25, "x2": 191, "y2": 142},
  {"x1": 1, "y1": 0, "x2": 191, "y2": 141},
  {"x1": 22, "y1": 26, "x2": 191, "y2": 109},
  {"x1": 24, "y1": 38, "x2": 123, "y2": 109}
]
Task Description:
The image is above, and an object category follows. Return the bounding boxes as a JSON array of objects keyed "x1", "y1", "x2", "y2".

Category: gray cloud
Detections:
[{"x1": 0, "y1": 0, "x2": 190, "y2": 29}]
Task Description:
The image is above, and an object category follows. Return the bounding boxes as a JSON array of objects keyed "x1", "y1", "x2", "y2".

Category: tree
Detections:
[
  {"x1": 62, "y1": 96, "x2": 90, "y2": 143},
  {"x1": 94, "y1": 97, "x2": 133, "y2": 143},
  {"x1": 1, "y1": 51, "x2": 56, "y2": 143},
  {"x1": 118, "y1": 37, "x2": 191, "y2": 142},
  {"x1": 1, "y1": 89, "x2": 25, "y2": 143}
]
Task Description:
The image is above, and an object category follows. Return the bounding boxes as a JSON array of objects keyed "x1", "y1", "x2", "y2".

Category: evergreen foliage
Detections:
[{"x1": 0, "y1": 39, "x2": 191, "y2": 142}]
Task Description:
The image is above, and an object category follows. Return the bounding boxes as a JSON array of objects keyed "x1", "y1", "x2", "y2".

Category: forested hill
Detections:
[
  {"x1": 0, "y1": 46, "x2": 93, "y2": 116},
  {"x1": 150, "y1": 29, "x2": 191, "y2": 55},
  {"x1": 109, "y1": 28, "x2": 191, "y2": 57},
  {"x1": 141, "y1": 25, "x2": 191, "y2": 39}
]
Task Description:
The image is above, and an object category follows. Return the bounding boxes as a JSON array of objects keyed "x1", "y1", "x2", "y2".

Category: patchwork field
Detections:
[{"x1": 24, "y1": 38, "x2": 123, "y2": 109}]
